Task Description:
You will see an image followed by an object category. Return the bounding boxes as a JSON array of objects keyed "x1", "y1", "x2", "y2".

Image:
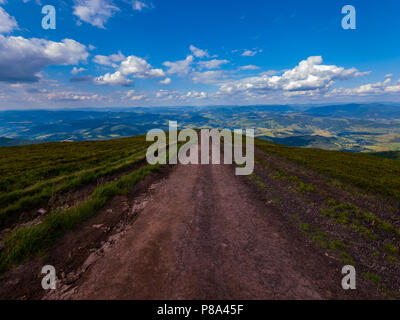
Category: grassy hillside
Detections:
[
  {"x1": 0, "y1": 135, "x2": 166, "y2": 272},
  {"x1": 0, "y1": 136, "x2": 150, "y2": 193},
  {"x1": 263, "y1": 135, "x2": 340, "y2": 150},
  {"x1": 371, "y1": 151, "x2": 400, "y2": 160},
  {"x1": 1, "y1": 134, "x2": 400, "y2": 278},
  {"x1": 0, "y1": 137, "x2": 35, "y2": 147},
  {"x1": 0, "y1": 136, "x2": 155, "y2": 227},
  {"x1": 253, "y1": 139, "x2": 400, "y2": 297},
  {"x1": 255, "y1": 139, "x2": 400, "y2": 200}
]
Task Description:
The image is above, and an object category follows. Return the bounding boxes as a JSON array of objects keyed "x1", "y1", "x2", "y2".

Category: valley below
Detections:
[{"x1": 2, "y1": 103, "x2": 400, "y2": 152}]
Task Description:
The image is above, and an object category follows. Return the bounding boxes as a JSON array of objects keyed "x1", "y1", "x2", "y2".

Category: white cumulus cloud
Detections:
[
  {"x1": 93, "y1": 51, "x2": 125, "y2": 67},
  {"x1": 132, "y1": 1, "x2": 148, "y2": 11},
  {"x1": 119, "y1": 55, "x2": 164, "y2": 78},
  {"x1": 159, "y1": 77, "x2": 171, "y2": 84},
  {"x1": 73, "y1": 0, "x2": 119, "y2": 28},
  {"x1": 94, "y1": 71, "x2": 132, "y2": 86},
  {"x1": 198, "y1": 59, "x2": 229, "y2": 70},
  {"x1": 191, "y1": 70, "x2": 224, "y2": 85},
  {"x1": 71, "y1": 67, "x2": 87, "y2": 75},
  {"x1": 328, "y1": 75, "x2": 400, "y2": 96},
  {"x1": 95, "y1": 54, "x2": 165, "y2": 86},
  {"x1": 0, "y1": 6, "x2": 18, "y2": 33},
  {"x1": 189, "y1": 45, "x2": 209, "y2": 58},
  {"x1": 242, "y1": 49, "x2": 263, "y2": 57},
  {"x1": 186, "y1": 91, "x2": 207, "y2": 99},
  {"x1": 238, "y1": 65, "x2": 260, "y2": 71},
  {"x1": 219, "y1": 56, "x2": 369, "y2": 95},
  {"x1": 163, "y1": 55, "x2": 194, "y2": 76},
  {"x1": 0, "y1": 35, "x2": 89, "y2": 82}
]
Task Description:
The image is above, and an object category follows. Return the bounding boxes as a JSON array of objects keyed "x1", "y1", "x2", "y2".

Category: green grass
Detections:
[
  {"x1": 255, "y1": 156, "x2": 315, "y2": 194},
  {"x1": 329, "y1": 240, "x2": 347, "y2": 250},
  {"x1": 322, "y1": 199, "x2": 396, "y2": 237},
  {"x1": 255, "y1": 139, "x2": 400, "y2": 200},
  {"x1": 0, "y1": 148, "x2": 147, "y2": 227},
  {"x1": 0, "y1": 164, "x2": 161, "y2": 273},
  {"x1": 340, "y1": 251, "x2": 354, "y2": 265},
  {"x1": 0, "y1": 136, "x2": 154, "y2": 227},
  {"x1": 371, "y1": 151, "x2": 400, "y2": 161},
  {"x1": 0, "y1": 135, "x2": 151, "y2": 194},
  {"x1": 383, "y1": 243, "x2": 399, "y2": 255},
  {"x1": 0, "y1": 133, "x2": 179, "y2": 273},
  {"x1": 297, "y1": 222, "x2": 311, "y2": 233},
  {"x1": 362, "y1": 272, "x2": 382, "y2": 285},
  {"x1": 311, "y1": 231, "x2": 329, "y2": 248},
  {"x1": 296, "y1": 220, "x2": 355, "y2": 265},
  {"x1": 248, "y1": 173, "x2": 267, "y2": 189},
  {"x1": 321, "y1": 202, "x2": 358, "y2": 224}
]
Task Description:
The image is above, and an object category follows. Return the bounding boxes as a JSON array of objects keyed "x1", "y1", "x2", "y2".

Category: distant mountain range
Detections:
[
  {"x1": 1, "y1": 103, "x2": 400, "y2": 152},
  {"x1": 304, "y1": 103, "x2": 400, "y2": 119},
  {"x1": 0, "y1": 137, "x2": 36, "y2": 147}
]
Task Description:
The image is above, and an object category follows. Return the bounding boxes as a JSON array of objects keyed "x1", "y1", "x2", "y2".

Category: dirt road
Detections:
[{"x1": 47, "y1": 157, "x2": 356, "y2": 299}]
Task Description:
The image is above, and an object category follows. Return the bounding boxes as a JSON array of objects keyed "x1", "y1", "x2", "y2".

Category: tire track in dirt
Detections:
[{"x1": 45, "y1": 154, "x2": 363, "y2": 299}]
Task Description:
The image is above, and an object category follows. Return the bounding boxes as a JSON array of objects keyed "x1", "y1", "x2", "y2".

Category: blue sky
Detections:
[{"x1": 0, "y1": 0, "x2": 400, "y2": 109}]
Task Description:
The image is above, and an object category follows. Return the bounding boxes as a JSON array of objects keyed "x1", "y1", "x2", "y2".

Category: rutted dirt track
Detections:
[
  {"x1": 0, "y1": 141, "x2": 384, "y2": 300},
  {"x1": 42, "y1": 158, "x2": 374, "y2": 299}
]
